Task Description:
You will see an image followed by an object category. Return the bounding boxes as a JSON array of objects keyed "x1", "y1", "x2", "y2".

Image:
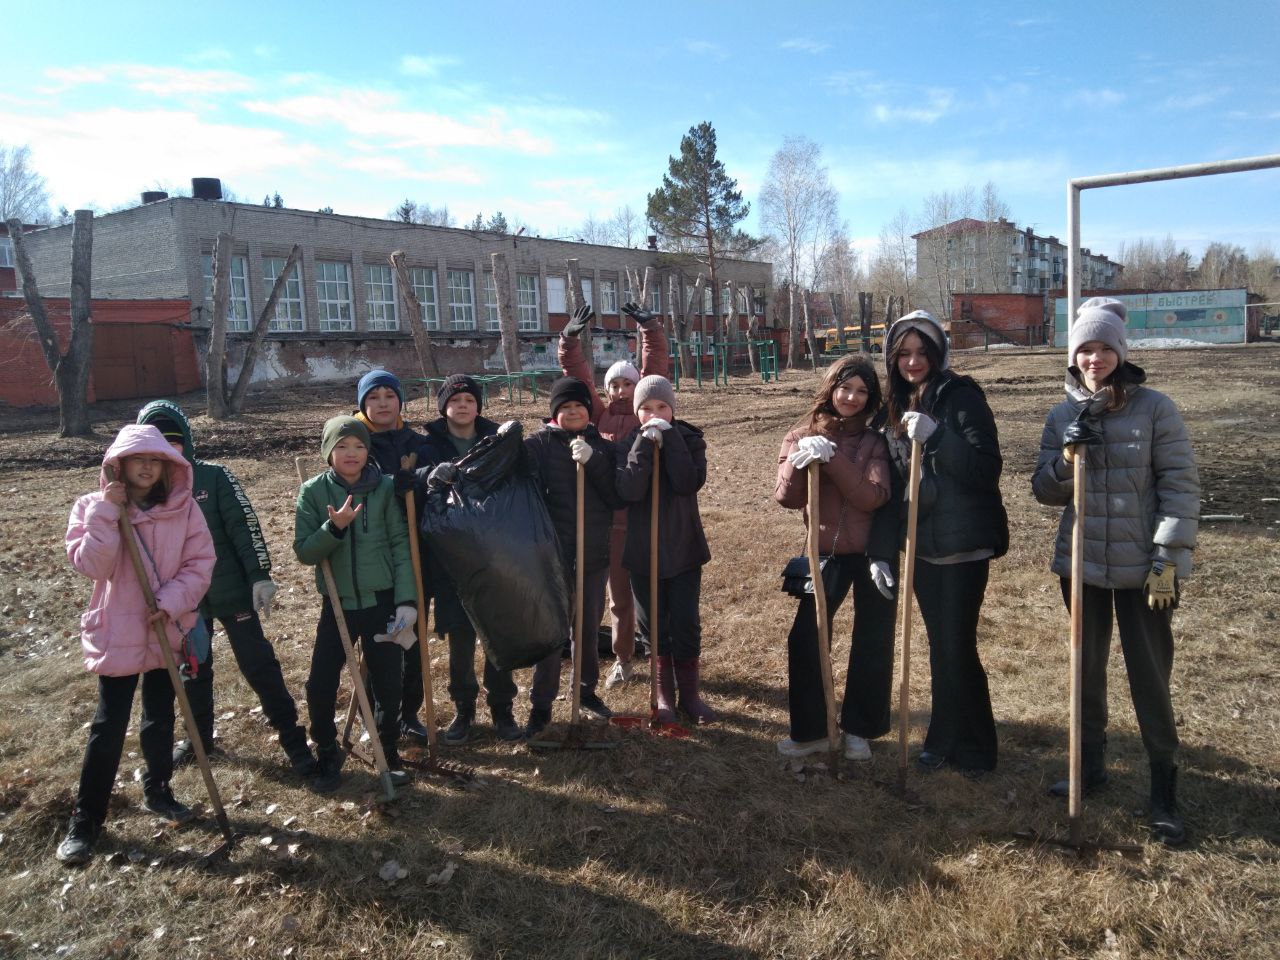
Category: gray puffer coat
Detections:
[{"x1": 1031, "y1": 368, "x2": 1199, "y2": 590}]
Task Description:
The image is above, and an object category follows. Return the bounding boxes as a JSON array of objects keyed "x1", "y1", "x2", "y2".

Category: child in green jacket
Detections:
[{"x1": 294, "y1": 416, "x2": 417, "y2": 792}]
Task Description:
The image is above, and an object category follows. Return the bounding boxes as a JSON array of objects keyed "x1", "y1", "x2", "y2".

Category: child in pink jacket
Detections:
[{"x1": 57, "y1": 424, "x2": 215, "y2": 865}]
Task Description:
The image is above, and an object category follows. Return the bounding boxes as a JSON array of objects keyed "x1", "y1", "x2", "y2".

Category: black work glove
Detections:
[
  {"x1": 1062, "y1": 405, "x2": 1103, "y2": 463},
  {"x1": 622, "y1": 301, "x2": 661, "y2": 329},
  {"x1": 393, "y1": 470, "x2": 416, "y2": 495},
  {"x1": 563, "y1": 304, "x2": 594, "y2": 338}
]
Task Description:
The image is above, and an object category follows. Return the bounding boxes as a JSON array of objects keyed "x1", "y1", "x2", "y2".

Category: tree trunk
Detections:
[
  {"x1": 830, "y1": 292, "x2": 846, "y2": 350},
  {"x1": 205, "y1": 231, "x2": 232, "y2": 419},
  {"x1": 786, "y1": 283, "x2": 803, "y2": 368},
  {"x1": 802, "y1": 289, "x2": 818, "y2": 370},
  {"x1": 723, "y1": 282, "x2": 738, "y2": 377},
  {"x1": 389, "y1": 250, "x2": 438, "y2": 380},
  {"x1": 683, "y1": 275, "x2": 705, "y2": 382},
  {"x1": 566, "y1": 257, "x2": 593, "y2": 375},
  {"x1": 859, "y1": 292, "x2": 871, "y2": 354},
  {"x1": 6, "y1": 213, "x2": 95, "y2": 436},
  {"x1": 670, "y1": 273, "x2": 694, "y2": 379},
  {"x1": 490, "y1": 251, "x2": 522, "y2": 374},
  {"x1": 228, "y1": 243, "x2": 301, "y2": 415}
]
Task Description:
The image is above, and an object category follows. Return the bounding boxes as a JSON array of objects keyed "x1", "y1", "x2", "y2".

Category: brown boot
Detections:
[
  {"x1": 653, "y1": 655, "x2": 677, "y2": 724},
  {"x1": 674, "y1": 658, "x2": 717, "y2": 725}
]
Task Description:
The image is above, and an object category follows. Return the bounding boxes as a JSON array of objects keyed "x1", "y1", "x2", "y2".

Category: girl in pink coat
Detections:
[{"x1": 56, "y1": 424, "x2": 216, "y2": 865}]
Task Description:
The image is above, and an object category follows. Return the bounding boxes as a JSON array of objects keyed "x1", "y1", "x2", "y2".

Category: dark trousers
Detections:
[
  {"x1": 531, "y1": 566, "x2": 609, "y2": 710},
  {"x1": 305, "y1": 594, "x2": 403, "y2": 756},
  {"x1": 630, "y1": 567, "x2": 702, "y2": 661},
  {"x1": 787, "y1": 554, "x2": 897, "y2": 743},
  {"x1": 74, "y1": 669, "x2": 175, "y2": 828},
  {"x1": 183, "y1": 610, "x2": 304, "y2": 749},
  {"x1": 401, "y1": 640, "x2": 424, "y2": 723},
  {"x1": 446, "y1": 623, "x2": 517, "y2": 715},
  {"x1": 1059, "y1": 579, "x2": 1178, "y2": 764},
  {"x1": 915, "y1": 558, "x2": 998, "y2": 771}
]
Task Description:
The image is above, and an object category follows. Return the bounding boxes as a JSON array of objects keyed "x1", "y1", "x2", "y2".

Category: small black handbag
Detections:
[{"x1": 780, "y1": 504, "x2": 845, "y2": 599}]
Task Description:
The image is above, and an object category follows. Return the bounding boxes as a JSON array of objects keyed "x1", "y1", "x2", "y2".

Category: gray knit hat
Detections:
[
  {"x1": 884, "y1": 310, "x2": 949, "y2": 372},
  {"x1": 633, "y1": 374, "x2": 675, "y2": 416},
  {"x1": 1068, "y1": 297, "x2": 1128, "y2": 366}
]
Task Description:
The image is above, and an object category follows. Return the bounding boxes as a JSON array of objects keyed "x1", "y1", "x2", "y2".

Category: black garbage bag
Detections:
[{"x1": 419, "y1": 421, "x2": 569, "y2": 671}]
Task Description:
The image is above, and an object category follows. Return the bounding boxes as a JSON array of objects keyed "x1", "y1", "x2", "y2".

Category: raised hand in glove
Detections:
[
  {"x1": 570, "y1": 437, "x2": 593, "y2": 464},
  {"x1": 622, "y1": 302, "x2": 661, "y2": 328},
  {"x1": 901, "y1": 411, "x2": 937, "y2": 443},
  {"x1": 869, "y1": 560, "x2": 896, "y2": 600},
  {"x1": 563, "y1": 303, "x2": 594, "y2": 338},
  {"x1": 787, "y1": 435, "x2": 837, "y2": 470},
  {"x1": 1144, "y1": 563, "x2": 1177, "y2": 610},
  {"x1": 641, "y1": 418, "x2": 672, "y2": 447},
  {"x1": 428, "y1": 462, "x2": 458, "y2": 487},
  {"x1": 252, "y1": 580, "x2": 278, "y2": 620}
]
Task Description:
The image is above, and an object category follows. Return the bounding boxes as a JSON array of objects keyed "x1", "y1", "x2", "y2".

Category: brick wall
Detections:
[{"x1": 949, "y1": 293, "x2": 1047, "y2": 348}]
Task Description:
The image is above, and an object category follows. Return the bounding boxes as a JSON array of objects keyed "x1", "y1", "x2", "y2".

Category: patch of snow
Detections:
[{"x1": 1127, "y1": 338, "x2": 1216, "y2": 349}]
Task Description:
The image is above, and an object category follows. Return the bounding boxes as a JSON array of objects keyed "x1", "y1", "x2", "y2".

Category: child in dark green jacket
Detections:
[{"x1": 294, "y1": 416, "x2": 417, "y2": 792}]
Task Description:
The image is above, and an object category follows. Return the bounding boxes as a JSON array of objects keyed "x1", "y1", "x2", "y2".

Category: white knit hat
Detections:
[
  {"x1": 884, "y1": 310, "x2": 949, "y2": 371},
  {"x1": 1068, "y1": 297, "x2": 1128, "y2": 366},
  {"x1": 604, "y1": 360, "x2": 640, "y2": 387}
]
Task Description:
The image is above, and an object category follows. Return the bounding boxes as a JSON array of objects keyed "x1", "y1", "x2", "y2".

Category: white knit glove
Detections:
[
  {"x1": 251, "y1": 579, "x2": 278, "y2": 620},
  {"x1": 641, "y1": 418, "x2": 672, "y2": 446},
  {"x1": 570, "y1": 437, "x2": 593, "y2": 464},
  {"x1": 374, "y1": 605, "x2": 419, "y2": 650},
  {"x1": 788, "y1": 435, "x2": 837, "y2": 470},
  {"x1": 869, "y1": 560, "x2": 895, "y2": 600},
  {"x1": 901, "y1": 411, "x2": 938, "y2": 443}
]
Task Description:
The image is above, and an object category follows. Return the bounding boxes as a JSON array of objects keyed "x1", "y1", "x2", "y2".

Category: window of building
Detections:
[
  {"x1": 964, "y1": 278, "x2": 976, "y2": 290},
  {"x1": 482, "y1": 272, "x2": 500, "y2": 331},
  {"x1": 446, "y1": 269, "x2": 475, "y2": 330},
  {"x1": 703, "y1": 286, "x2": 713, "y2": 315},
  {"x1": 315, "y1": 260, "x2": 353, "y2": 331},
  {"x1": 1013, "y1": 234, "x2": 1025, "y2": 251},
  {"x1": 517, "y1": 274, "x2": 540, "y2": 331},
  {"x1": 579, "y1": 278, "x2": 594, "y2": 312},
  {"x1": 650, "y1": 286, "x2": 662, "y2": 313},
  {"x1": 409, "y1": 267, "x2": 439, "y2": 330},
  {"x1": 263, "y1": 256, "x2": 304, "y2": 332},
  {"x1": 546, "y1": 276, "x2": 567, "y2": 313},
  {"x1": 599, "y1": 279, "x2": 618, "y2": 314},
  {"x1": 364, "y1": 264, "x2": 398, "y2": 331},
  {"x1": 202, "y1": 253, "x2": 252, "y2": 332},
  {"x1": 0, "y1": 237, "x2": 13, "y2": 268}
]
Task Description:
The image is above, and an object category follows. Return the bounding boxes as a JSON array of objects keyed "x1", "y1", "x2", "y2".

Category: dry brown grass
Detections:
[{"x1": 1, "y1": 346, "x2": 1277, "y2": 959}]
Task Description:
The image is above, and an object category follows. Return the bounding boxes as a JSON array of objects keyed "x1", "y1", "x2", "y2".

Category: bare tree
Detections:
[
  {"x1": 916, "y1": 188, "x2": 975, "y2": 318},
  {"x1": 1115, "y1": 235, "x2": 1193, "y2": 290},
  {"x1": 871, "y1": 207, "x2": 915, "y2": 309},
  {"x1": 0, "y1": 144, "x2": 51, "y2": 223},
  {"x1": 206, "y1": 232, "x2": 233, "y2": 419},
  {"x1": 1195, "y1": 242, "x2": 1249, "y2": 290},
  {"x1": 490, "y1": 252, "x2": 522, "y2": 373},
  {"x1": 577, "y1": 214, "x2": 613, "y2": 245},
  {"x1": 759, "y1": 136, "x2": 839, "y2": 367},
  {"x1": 1246, "y1": 242, "x2": 1280, "y2": 302},
  {"x1": 979, "y1": 181, "x2": 1010, "y2": 291},
  {"x1": 228, "y1": 244, "x2": 302, "y2": 414},
  {"x1": 7, "y1": 212, "x2": 94, "y2": 435},
  {"x1": 611, "y1": 205, "x2": 641, "y2": 248}
]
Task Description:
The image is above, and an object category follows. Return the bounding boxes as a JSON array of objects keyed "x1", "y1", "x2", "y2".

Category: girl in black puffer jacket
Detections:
[{"x1": 869, "y1": 311, "x2": 1008, "y2": 773}]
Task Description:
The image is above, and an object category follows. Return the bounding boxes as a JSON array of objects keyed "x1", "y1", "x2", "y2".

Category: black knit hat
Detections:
[
  {"x1": 147, "y1": 415, "x2": 186, "y2": 444},
  {"x1": 548, "y1": 376, "x2": 594, "y2": 420},
  {"x1": 437, "y1": 374, "x2": 482, "y2": 416}
]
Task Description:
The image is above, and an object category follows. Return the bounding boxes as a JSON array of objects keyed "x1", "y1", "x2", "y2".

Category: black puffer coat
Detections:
[{"x1": 868, "y1": 371, "x2": 1009, "y2": 562}]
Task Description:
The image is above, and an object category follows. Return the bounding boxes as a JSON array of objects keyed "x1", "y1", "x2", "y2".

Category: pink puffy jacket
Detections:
[{"x1": 66, "y1": 425, "x2": 216, "y2": 677}]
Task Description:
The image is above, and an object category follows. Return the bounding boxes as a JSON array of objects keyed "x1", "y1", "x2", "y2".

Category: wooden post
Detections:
[
  {"x1": 807, "y1": 465, "x2": 841, "y2": 774},
  {"x1": 206, "y1": 231, "x2": 232, "y2": 420},
  {"x1": 490, "y1": 251, "x2": 522, "y2": 373},
  {"x1": 228, "y1": 243, "x2": 301, "y2": 415},
  {"x1": 7, "y1": 213, "x2": 95, "y2": 436},
  {"x1": 896, "y1": 440, "x2": 923, "y2": 794},
  {"x1": 859, "y1": 292, "x2": 872, "y2": 354},
  {"x1": 391, "y1": 250, "x2": 439, "y2": 379}
]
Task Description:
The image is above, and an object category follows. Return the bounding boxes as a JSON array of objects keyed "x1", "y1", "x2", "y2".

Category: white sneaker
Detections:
[
  {"x1": 604, "y1": 660, "x2": 633, "y2": 690},
  {"x1": 843, "y1": 733, "x2": 872, "y2": 761},
  {"x1": 777, "y1": 738, "x2": 828, "y2": 758}
]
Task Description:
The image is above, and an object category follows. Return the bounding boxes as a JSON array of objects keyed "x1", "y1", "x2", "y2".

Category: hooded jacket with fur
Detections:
[{"x1": 66, "y1": 425, "x2": 216, "y2": 676}]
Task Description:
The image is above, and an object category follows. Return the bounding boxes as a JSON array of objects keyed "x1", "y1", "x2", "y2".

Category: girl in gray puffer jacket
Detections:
[{"x1": 1032, "y1": 297, "x2": 1199, "y2": 846}]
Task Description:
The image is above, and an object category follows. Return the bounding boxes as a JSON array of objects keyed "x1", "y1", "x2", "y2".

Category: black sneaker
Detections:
[
  {"x1": 579, "y1": 691, "x2": 613, "y2": 720},
  {"x1": 401, "y1": 717, "x2": 430, "y2": 742},
  {"x1": 915, "y1": 750, "x2": 947, "y2": 771},
  {"x1": 142, "y1": 787, "x2": 195, "y2": 824},
  {"x1": 309, "y1": 743, "x2": 343, "y2": 794},
  {"x1": 283, "y1": 737, "x2": 319, "y2": 778},
  {"x1": 172, "y1": 739, "x2": 226, "y2": 769},
  {"x1": 55, "y1": 817, "x2": 97, "y2": 866},
  {"x1": 525, "y1": 706, "x2": 552, "y2": 738},
  {"x1": 491, "y1": 707, "x2": 524, "y2": 742},
  {"x1": 444, "y1": 708, "x2": 474, "y2": 745}
]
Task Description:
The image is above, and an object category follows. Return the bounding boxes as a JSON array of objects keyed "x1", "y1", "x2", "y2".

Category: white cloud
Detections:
[
  {"x1": 41, "y1": 63, "x2": 255, "y2": 96},
  {"x1": 1066, "y1": 88, "x2": 1126, "y2": 109},
  {"x1": 872, "y1": 90, "x2": 955, "y2": 124},
  {"x1": 824, "y1": 70, "x2": 884, "y2": 97},
  {"x1": 1161, "y1": 87, "x2": 1230, "y2": 111},
  {"x1": 400, "y1": 55, "x2": 459, "y2": 78},
  {"x1": 341, "y1": 154, "x2": 483, "y2": 185},
  {"x1": 780, "y1": 38, "x2": 830, "y2": 54}
]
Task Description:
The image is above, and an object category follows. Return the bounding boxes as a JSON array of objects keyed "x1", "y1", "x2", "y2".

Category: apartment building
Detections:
[{"x1": 914, "y1": 217, "x2": 1121, "y2": 319}]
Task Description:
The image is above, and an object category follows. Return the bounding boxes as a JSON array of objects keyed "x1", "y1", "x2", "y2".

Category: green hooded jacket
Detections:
[
  {"x1": 293, "y1": 467, "x2": 414, "y2": 611},
  {"x1": 136, "y1": 400, "x2": 272, "y2": 619}
]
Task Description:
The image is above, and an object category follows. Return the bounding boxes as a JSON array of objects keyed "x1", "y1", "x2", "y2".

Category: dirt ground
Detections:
[{"x1": 0, "y1": 345, "x2": 1277, "y2": 960}]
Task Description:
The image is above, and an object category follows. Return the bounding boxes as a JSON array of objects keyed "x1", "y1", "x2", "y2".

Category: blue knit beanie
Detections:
[{"x1": 357, "y1": 369, "x2": 405, "y2": 412}]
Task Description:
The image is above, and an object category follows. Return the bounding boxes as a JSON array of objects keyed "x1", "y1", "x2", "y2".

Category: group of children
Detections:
[{"x1": 54, "y1": 296, "x2": 1198, "y2": 865}]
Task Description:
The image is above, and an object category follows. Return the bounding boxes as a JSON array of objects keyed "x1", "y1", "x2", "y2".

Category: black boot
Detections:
[
  {"x1": 55, "y1": 813, "x2": 98, "y2": 866},
  {"x1": 444, "y1": 703, "x2": 474, "y2": 745},
  {"x1": 1049, "y1": 745, "x2": 1109, "y2": 798},
  {"x1": 310, "y1": 742, "x2": 344, "y2": 794},
  {"x1": 491, "y1": 704, "x2": 524, "y2": 742},
  {"x1": 1150, "y1": 759, "x2": 1186, "y2": 846},
  {"x1": 280, "y1": 727, "x2": 318, "y2": 778},
  {"x1": 141, "y1": 784, "x2": 194, "y2": 824}
]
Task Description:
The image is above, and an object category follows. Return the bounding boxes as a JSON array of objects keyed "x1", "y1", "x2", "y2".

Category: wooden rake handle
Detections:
[
  {"x1": 1068, "y1": 452, "x2": 1086, "y2": 846},
  {"x1": 896, "y1": 439, "x2": 923, "y2": 792},
  {"x1": 571, "y1": 461, "x2": 586, "y2": 725},
  {"x1": 806, "y1": 463, "x2": 841, "y2": 770},
  {"x1": 105, "y1": 465, "x2": 233, "y2": 842}
]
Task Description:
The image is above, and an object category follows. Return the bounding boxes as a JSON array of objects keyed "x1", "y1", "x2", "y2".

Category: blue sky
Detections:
[{"x1": 4, "y1": 0, "x2": 1279, "y2": 262}]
